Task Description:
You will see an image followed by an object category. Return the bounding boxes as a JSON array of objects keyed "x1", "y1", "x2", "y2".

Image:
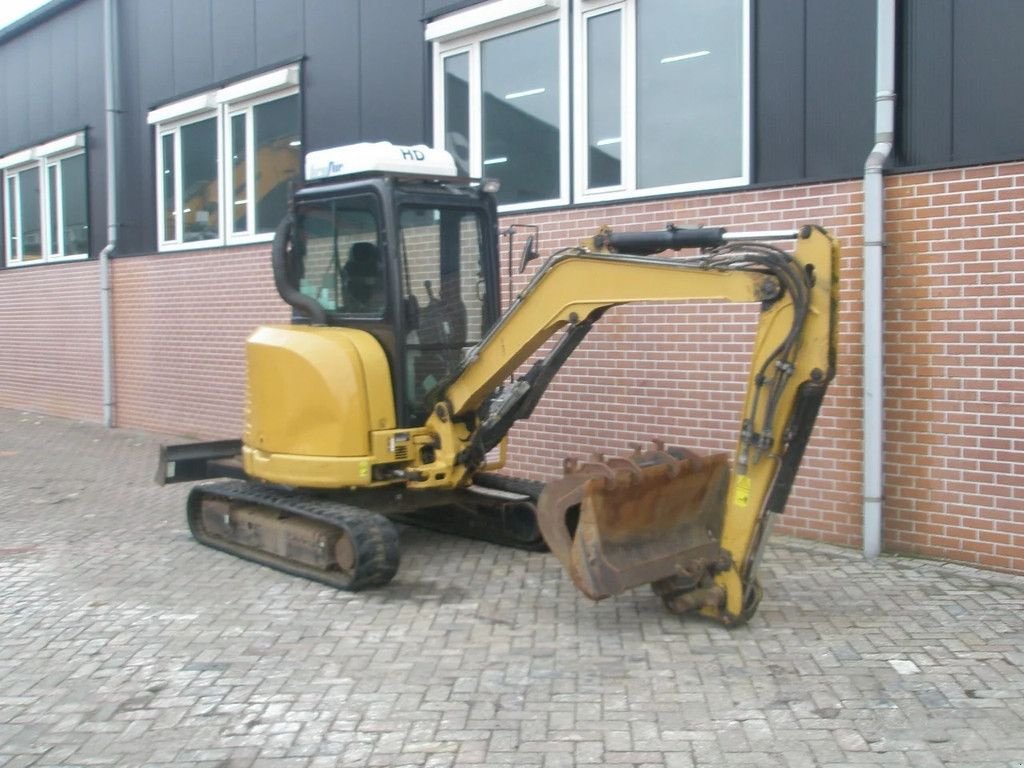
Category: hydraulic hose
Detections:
[{"x1": 272, "y1": 214, "x2": 327, "y2": 325}]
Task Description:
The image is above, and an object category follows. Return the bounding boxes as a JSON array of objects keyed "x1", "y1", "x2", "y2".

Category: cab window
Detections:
[{"x1": 298, "y1": 198, "x2": 385, "y2": 316}]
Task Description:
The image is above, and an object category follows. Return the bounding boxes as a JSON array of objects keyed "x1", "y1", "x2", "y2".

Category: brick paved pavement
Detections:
[{"x1": 1, "y1": 407, "x2": 1023, "y2": 768}]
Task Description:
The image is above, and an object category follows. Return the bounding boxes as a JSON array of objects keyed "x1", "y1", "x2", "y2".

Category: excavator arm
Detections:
[{"x1": 418, "y1": 224, "x2": 839, "y2": 625}]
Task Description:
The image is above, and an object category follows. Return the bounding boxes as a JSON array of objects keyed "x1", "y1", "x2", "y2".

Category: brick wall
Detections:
[
  {"x1": 110, "y1": 245, "x2": 289, "y2": 438},
  {"x1": 496, "y1": 163, "x2": 1023, "y2": 573},
  {"x1": 498, "y1": 180, "x2": 866, "y2": 551},
  {"x1": 0, "y1": 261, "x2": 103, "y2": 421},
  {"x1": 883, "y1": 165, "x2": 1024, "y2": 571},
  {"x1": 2, "y1": 162, "x2": 1021, "y2": 573}
]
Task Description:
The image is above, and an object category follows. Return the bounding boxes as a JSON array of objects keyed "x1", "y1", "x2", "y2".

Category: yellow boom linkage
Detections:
[{"x1": 416, "y1": 225, "x2": 839, "y2": 624}]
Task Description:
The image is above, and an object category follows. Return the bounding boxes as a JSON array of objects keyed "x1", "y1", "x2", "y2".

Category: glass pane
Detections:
[
  {"x1": 482, "y1": 22, "x2": 560, "y2": 205},
  {"x1": 231, "y1": 113, "x2": 248, "y2": 234},
  {"x1": 587, "y1": 10, "x2": 622, "y2": 189},
  {"x1": 48, "y1": 165, "x2": 60, "y2": 255},
  {"x1": 253, "y1": 94, "x2": 300, "y2": 234},
  {"x1": 443, "y1": 53, "x2": 470, "y2": 176},
  {"x1": 19, "y1": 167, "x2": 42, "y2": 261},
  {"x1": 161, "y1": 133, "x2": 175, "y2": 241},
  {"x1": 5, "y1": 175, "x2": 17, "y2": 260},
  {"x1": 637, "y1": 0, "x2": 744, "y2": 188},
  {"x1": 61, "y1": 154, "x2": 88, "y2": 255},
  {"x1": 299, "y1": 199, "x2": 381, "y2": 315},
  {"x1": 400, "y1": 205, "x2": 487, "y2": 419},
  {"x1": 180, "y1": 117, "x2": 219, "y2": 242}
]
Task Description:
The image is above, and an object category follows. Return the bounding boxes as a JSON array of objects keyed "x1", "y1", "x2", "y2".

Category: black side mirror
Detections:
[{"x1": 518, "y1": 235, "x2": 540, "y2": 273}]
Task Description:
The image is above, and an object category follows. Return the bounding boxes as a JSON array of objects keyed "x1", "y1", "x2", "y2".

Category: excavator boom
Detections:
[{"x1": 416, "y1": 225, "x2": 838, "y2": 624}]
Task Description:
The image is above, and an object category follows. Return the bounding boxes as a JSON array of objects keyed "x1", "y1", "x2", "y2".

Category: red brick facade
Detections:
[
  {"x1": 0, "y1": 260, "x2": 103, "y2": 422},
  {"x1": 2, "y1": 163, "x2": 1021, "y2": 572}
]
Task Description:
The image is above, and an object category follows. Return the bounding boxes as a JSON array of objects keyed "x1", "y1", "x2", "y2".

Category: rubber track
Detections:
[
  {"x1": 391, "y1": 473, "x2": 549, "y2": 552},
  {"x1": 188, "y1": 480, "x2": 400, "y2": 591}
]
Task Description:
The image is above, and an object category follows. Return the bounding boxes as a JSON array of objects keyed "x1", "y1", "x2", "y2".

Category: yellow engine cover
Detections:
[{"x1": 243, "y1": 325, "x2": 397, "y2": 487}]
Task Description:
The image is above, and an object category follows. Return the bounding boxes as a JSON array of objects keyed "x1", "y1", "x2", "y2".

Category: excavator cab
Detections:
[{"x1": 278, "y1": 147, "x2": 502, "y2": 426}]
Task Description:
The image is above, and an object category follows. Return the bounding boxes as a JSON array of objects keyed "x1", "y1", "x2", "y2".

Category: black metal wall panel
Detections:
[
  {"x1": 900, "y1": 0, "x2": 953, "y2": 167},
  {"x1": 11, "y1": 0, "x2": 1023, "y2": 259},
  {"x1": 359, "y1": 0, "x2": 428, "y2": 145},
  {"x1": 0, "y1": 0, "x2": 106, "y2": 259},
  {"x1": 254, "y1": 0, "x2": 304, "y2": 68},
  {"x1": 130, "y1": 0, "x2": 174, "y2": 111},
  {"x1": 29, "y1": 29, "x2": 55, "y2": 132},
  {"x1": 1, "y1": 36, "x2": 33, "y2": 147},
  {"x1": 211, "y1": 0, "x2": 257, "y2": 81},
  {"x1": 754, "y1": 0, "x2": 806, "y2": 184},
  {"x1": 422, "y1": 0, "x2": 484, "y2": 20},
  {"x1": 114, "y1": 0, "x2": 430, "y2": 253},
  {"x1": 118, "y1": 0, "x2": 171, "y2": 255},
  {"x1": 172, "y1": 0, "x2": 214, "y2": 94},
  {"x1": 303, "y1": 0, "x2": 362, "y2": 151},
  {"x1": 115, "y1": 0, "x2": 145, "y2": 255},
  {"x1": 803, "y1": 0, "x2": 876, "y2": 180},
  {"x1": 951, "y1": 0, "x2": 1024, "y2": 163},
  {"x1": 897, "y1": 0, "x2": 1024, "y2": 169},
  {"x1": 49, "y1": 13, "x2": 79, "y2": 122}
]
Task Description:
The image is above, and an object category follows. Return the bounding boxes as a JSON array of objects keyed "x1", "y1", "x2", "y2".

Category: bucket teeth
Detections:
[{"x1": 536, "y1": 443, "x2": 732, "y2": 602}]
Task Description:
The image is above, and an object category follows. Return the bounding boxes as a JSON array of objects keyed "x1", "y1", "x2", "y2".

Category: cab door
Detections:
[{"x1": 397, "y1": 203, "x2": 496, "y2": 425}]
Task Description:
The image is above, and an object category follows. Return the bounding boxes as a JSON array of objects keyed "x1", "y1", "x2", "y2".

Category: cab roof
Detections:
[{"x1": 304, "y1": 142, "x2": 461, "y2": 183}]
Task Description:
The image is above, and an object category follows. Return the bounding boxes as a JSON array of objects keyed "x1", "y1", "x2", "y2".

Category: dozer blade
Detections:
[{"x1": 536, "y1": 443, "x2": 733, "y2": 601}]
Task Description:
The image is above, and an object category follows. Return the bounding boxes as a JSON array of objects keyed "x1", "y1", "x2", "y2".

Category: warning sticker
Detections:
[
  {"x1": 359, "y1": 460, "x2": 370, "y2": 479},
  {"x1": 734, "y1": 474, "x2": 752, "y2": 507}
]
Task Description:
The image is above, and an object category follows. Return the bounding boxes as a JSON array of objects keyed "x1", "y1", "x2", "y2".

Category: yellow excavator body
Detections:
[
  {"x1": 242, "y1": 325, "x2": 425, "y2": 488},
  {"x1": 158, "y1": 142, "x2": 840, "y2": 627}
]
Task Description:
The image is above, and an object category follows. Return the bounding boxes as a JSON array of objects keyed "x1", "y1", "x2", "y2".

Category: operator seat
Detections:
[{"x1": 342, "y1": 241, "x2": 385, "y2": 313}]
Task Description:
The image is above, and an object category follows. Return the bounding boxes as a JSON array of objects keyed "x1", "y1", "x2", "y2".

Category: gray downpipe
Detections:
[
  {"x1": 862, "y1": 0, "x2": 896, "y2": 558},
  {"x1": 101, "y1": 0, "x2": 119, "y2": 428}
]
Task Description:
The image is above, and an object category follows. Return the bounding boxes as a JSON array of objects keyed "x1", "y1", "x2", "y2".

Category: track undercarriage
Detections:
[
  {"x1": 186, "y1": 472, "x2": 548, "y2": 592},
  {"x1": 181, "y1": 441, "x2": 757, "y2": 623}
]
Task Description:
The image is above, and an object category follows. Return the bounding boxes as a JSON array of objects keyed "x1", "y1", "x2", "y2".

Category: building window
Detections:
[
  {"x1": 429, "y1": 0, "x2": 749, "y2": 209},
  {"x1": 430, "y1": 2, "x2": 569, "y2": 210},
  {"x1": 149, "y1": 65, "x2": 301, "y2": 251},
  {"x1": 1, "y1": 132, "x2": 89, "y2": 266}
]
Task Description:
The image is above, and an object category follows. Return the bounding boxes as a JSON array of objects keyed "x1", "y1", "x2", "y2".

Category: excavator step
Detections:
[{"x1": 188, "y1": 480, "x2": 400, "y2": 591}]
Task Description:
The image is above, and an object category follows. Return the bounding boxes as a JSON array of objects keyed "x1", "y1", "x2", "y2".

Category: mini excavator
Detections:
[{"x1": 158, "y1": 142, "x2": 839, "y2": 626}]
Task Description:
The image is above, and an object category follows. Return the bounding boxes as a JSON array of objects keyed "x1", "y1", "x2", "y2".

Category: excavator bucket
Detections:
[{"x1": 536, "y1": 443, "x2": 734, "y2": 601}]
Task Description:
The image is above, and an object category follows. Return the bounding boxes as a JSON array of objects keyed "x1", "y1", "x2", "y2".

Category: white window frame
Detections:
[
  {"x1": 1, "y1": 132, "x2": 88, "y2": 267},
  {"x1": 221, "y1": 88, "x2": 302, "y2": 244},
  {"x1": 573, "y1": 1, "x2": 632, "y2": 198},
  {"x1": 149, "y1": 65, "x2": 300, "y2": 252},
  {"x1": 155, "y1": 111, "x2": 222, "y2": 250},
  {"x1": 430, "y1": 1, "x2": 570, "y2": 212},
  {"x1": 429, "y1": 0, "x2": 750, "y2": 209},
  {"x1": 574, "y1": 0, "x2": 750, "y2": 204}
]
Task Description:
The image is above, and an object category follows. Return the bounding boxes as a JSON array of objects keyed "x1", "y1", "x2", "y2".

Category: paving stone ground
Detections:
[{"x1": 1, "y1": 408, "x2": 1023, "y2": 768}]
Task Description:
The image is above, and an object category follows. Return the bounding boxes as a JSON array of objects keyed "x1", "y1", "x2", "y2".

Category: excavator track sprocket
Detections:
[{"x1": 188, "y1": 480, "x2": 400, "y2": 591}]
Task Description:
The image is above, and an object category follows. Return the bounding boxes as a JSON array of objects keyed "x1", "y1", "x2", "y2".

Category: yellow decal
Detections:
[
  {"x1": 734, "y1": 474, "x2": 751, "y2": 507},
  {"x1": 359, "y1": 460, "x2": 370, "y2": 479}
]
